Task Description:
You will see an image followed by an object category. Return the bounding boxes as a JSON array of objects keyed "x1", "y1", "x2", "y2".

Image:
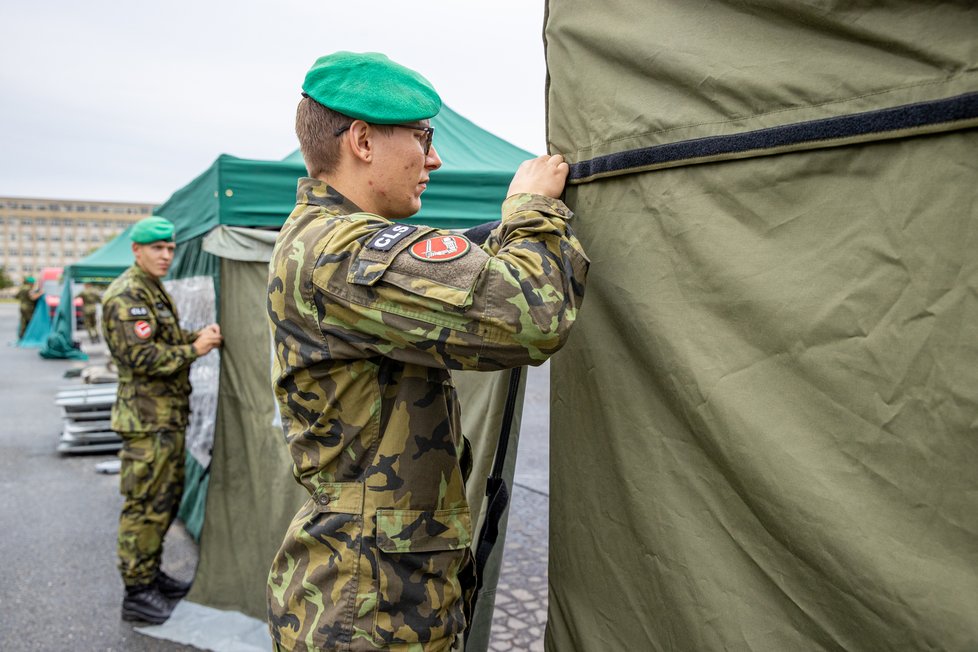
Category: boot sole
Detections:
[{"x1": 121, "y1": 607, "x2": 171, "y2": 625}]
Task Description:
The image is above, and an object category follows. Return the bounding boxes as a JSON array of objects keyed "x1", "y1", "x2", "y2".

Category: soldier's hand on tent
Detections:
[
  {"x1": 507, "y1": 154, "x2": 570, "y2": 200},
  {"x1": 192, "y1": 324, "x2": 222, "y2": 356}
]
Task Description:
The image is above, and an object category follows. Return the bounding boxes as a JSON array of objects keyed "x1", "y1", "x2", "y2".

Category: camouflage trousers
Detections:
[
  {"x1": 18, "y1": 309, "x2": 33, "y2": 338},
  {"x1": 117, "y1": 429, "x2": 185, "y2": 587},
  {"x1": 82, "y1": 314, "x2": 99, "y2": 342}
]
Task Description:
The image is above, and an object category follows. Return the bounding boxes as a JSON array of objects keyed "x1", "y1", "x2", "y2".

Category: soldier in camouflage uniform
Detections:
[
  {"x1": 15, "y1": 276, "x2": 41, "y2": 338},
  {"x1": 101, "y1": 216, "x2": 222, "y2": 624},
  {"x1": 266, "y1": 52, "x2": 589, "y2": 652},
  {"x1": 78, "y1": 283, "x2": 103, "y2": 343}
]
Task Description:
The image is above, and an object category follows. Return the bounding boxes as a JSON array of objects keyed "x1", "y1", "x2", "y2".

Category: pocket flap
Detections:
[
  {"x1": 312, "y1": 481, "x2": 364, "y2": 515},
  {"x1": 375, "y1": 507, "x2": 472, "y2": 554}
]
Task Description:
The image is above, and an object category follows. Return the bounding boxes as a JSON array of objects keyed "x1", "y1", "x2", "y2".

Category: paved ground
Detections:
[
  {"x1": 0, "y1": 302, "x2": 551, "y2": 651},
  {"x1": 0, "y1": 303, "x2": 198, "y2": 652}
]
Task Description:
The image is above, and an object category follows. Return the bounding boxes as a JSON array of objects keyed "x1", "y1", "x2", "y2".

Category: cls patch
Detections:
[
  {"x1": 367, "y1": 224, "x2": 418, "y2": 251},
  {"x1": 129, "y1": 306, "x2": 149, "y2": 317},
  {"x1": 133, "y1": 320, "x2": 153, "y2": 339},
  {"x1": 409, "y1": 235, "x2": 470, "y2": 263}
]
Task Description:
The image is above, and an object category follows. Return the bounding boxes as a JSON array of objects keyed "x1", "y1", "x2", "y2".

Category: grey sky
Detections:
[{"x1": 0, "y1": 1, "x2": 547, "y2": 204}]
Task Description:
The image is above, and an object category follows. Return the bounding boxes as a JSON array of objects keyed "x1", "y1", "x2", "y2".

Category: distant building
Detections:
[{"x1": 0, "y1": 196, "x2": 155, "y2": 283}]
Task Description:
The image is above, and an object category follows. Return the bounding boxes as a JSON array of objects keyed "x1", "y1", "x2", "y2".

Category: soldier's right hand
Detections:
[
  {"x1": 506, "y1": 154, "x2": 569, "y2": 200},
  {"x1": 192, "y1": 327, "x2": 223, "y2": 356}
]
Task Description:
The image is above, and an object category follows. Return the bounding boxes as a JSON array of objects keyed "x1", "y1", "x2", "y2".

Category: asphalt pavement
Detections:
[{"x1": 0, "y1": 302, "x2": 551, "y2": 651}]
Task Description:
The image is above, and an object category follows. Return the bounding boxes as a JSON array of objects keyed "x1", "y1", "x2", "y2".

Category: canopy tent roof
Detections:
[
  {"x1": 157, "y1": 104, "x2": 534, "y2": 244},
  {"x1": 68, "y1": 225, "x2": 134, "y2": 282}
]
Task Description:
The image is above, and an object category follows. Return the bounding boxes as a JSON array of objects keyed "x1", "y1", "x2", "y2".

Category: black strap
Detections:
[
  {"x1": 465, "y1": 366, "x2": 523, "y2": 648},
  {"x1": 568, "y1": 91, "x2": 978, "y2": 184}
]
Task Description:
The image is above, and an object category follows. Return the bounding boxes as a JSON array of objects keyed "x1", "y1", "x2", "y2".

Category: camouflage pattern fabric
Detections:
[
  {"x1": 102, "y1": 264, "x2": 198, "y2": 433},
  {"x1": 266, "y1": 179, "x2": 589, "y2": 652},
  {"x1": 117, "y1": 429, "x2": 185, "y2": 586},
  {"x1": 102, "y1": 264, "x2": 198, "y2": 586},
  {"x1": 15, "y1": 285, "x2": 38, "y2": 338},
  {"x1": 79, "y1": 286, "x2": 102, "y2": 341}
]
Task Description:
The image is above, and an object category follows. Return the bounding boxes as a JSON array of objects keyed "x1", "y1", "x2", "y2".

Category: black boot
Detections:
[
  {"x1": 122, "y1": 584, "x2": 173, "y2": 624},
  {"x1": 155, "y1": 571, "x2": 192, "y2": 599}
]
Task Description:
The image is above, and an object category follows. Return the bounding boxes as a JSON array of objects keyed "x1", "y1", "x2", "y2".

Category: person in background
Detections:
[
  {"x1": 78, "y1": 283, "x2": 103, "y2": 343},
  {"x1": 266, "y1": 51, "x2": 589, "y2": 651},
  {"x1": 15, "y1": 276, "x2": 41, "y2": 338},
  {"x1": 101, "y1": 216, "x2": 222, "y2": 625}
]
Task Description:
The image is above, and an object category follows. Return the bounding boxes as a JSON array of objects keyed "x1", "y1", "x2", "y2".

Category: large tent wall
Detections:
[{"x1": 544, "y1": 3, "x2": 978, "y2": 651}]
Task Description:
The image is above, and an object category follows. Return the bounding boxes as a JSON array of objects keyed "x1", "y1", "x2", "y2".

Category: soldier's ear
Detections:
[{"x1": 348, "y1": 121, "x2": 373, "y2": 163}]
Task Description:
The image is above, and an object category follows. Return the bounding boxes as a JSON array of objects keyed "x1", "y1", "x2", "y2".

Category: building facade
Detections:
[{"x1": 1, "y1": 196, "x2": 155, "y2": 284}]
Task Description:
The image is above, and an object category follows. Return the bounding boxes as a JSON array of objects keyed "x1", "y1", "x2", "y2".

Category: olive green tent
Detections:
[{"x1": 544, "y1": 3, "x2": 978, "y2": 651}]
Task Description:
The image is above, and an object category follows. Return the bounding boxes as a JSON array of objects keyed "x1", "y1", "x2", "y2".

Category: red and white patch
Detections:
[
  {"x1": 408, "y1": 235, "x2": 470, "y2": 263},
  {"x1": 133, "y1": 320, "x2": 153, "y2": 339}
]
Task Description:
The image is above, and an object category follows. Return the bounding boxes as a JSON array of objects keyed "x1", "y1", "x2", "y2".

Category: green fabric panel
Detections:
[
  {"x1": 453, "y1": 368, "x2": 526, "y2": 652},
  {"x1": 69, "y1": 226, "x2": 134, "y2": 282},
  {"x1": 154, "y1": 163, "x2": 222, "y2": 244},
  {"x1": 38, "y1": 282, "x2": 87, "y2": 359},
  {"x1": 177, "y1": 452, "x2": 209, "y2": 541},
  {"x1": 187, "y1": 257, "x2": 306, "y2": 618},
  {"x1": 547, "y1": 132, "x2": 978, "y2": 651},
  {"x1": 545, "y1": 4, "x2": 978, "y2": 650},
  {"x1": 19, "y1": 293, "x2": 51, "y2": 348},
  {"x1": 545, "y1": 1, "x2": 978, "y2": 166}
]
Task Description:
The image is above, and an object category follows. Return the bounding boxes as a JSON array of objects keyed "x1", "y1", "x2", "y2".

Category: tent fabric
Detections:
[
  {"x1": 38, "y1": 284, "x2": 87, "y2": 360},
  {"x1": 17, "y1": 294, "x2": 51, "y2": 348},
  {"x1": 190, "y1": 233, "x2": 526, "y2": 645},
  {"x1": 70, "y1": 226, "x2": 134, "y2": 282},
  {"x1": 544, "y1": 3, "x2": 978, "y2": 651}
]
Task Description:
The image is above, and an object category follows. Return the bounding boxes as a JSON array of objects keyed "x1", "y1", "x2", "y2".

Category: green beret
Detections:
[
  {"x1": 131, "y1": 216, "x2": 175, "y2": 244},
  {"x1": 302, "y1": 51, "x2": 441, "y2": 124},
  {"x1": 25, "y1": 276, "x2": 35, "y2": 283}
]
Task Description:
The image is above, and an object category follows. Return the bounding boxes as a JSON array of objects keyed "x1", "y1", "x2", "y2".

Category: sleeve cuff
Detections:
[{"x1": 501, "y1": 193, "x2": 573, "y2": 221}]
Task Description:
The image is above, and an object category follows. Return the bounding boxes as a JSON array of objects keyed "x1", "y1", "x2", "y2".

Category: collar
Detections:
[
  {"x1": 296, "y1": 177, "x2": 363, "y2": 217},
  {"x1": 130, "y1": 263, "x2": 166, "y2": 292}
]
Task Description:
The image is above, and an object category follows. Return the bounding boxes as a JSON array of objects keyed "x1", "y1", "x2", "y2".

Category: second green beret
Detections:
[
  {"x1": 302, "y1": 51, "x2": 442, "y2": 124},
  {"x1": 131, "y1": 216, "x2": 175, "y2": 244}
]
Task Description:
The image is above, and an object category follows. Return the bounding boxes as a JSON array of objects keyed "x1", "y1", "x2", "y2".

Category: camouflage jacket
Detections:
[
  {"x1": 79, "y1": 287, "x2": 101, "y2": 317},
  {"x1": 266, "y1": 179, "x2": 589, "y2": 652},
  {"x1": 102, "y1": 264, "x2": 198, "y2": 432},
  {"x1": 15, "y1": 285, "x2": 38, "y2": 314}
]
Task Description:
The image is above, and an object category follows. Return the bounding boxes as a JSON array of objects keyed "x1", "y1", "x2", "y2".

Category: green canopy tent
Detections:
[
  {"x1": 544, "y1": 2, "x2": 978, "y2": 651},
  {"x1": 133, "y1": 105, "x2": 535, "y2": 648},
  {"x1": 40, "y1": 226, "x2": 136, "y2": 360}
]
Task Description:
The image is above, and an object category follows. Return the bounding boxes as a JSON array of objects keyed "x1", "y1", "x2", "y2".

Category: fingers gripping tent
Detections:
[
  {"x1": 136, "y1": 105, "x2": 535, "y2": 647},
  {"x1": 544, "y1": 3, "x2": 978, "y2": 651}
]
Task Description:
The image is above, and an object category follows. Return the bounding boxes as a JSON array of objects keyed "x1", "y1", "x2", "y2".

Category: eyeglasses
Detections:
[{"x1": 334, "y1": 123, "x2": 435, "y2": 155}]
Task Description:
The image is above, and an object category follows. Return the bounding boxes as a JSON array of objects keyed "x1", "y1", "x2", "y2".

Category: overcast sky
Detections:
[{"x1": 0, "y1": 0, "x2": 548, "y2": 204}]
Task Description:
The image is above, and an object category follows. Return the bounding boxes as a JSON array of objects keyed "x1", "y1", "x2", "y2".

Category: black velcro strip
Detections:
[
  {"x1": 366, "y1": 224, "x2": 418, "y2": 251},
  {"x1": 568, "y1": 91, "x2": 978, "y2": 183}
]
